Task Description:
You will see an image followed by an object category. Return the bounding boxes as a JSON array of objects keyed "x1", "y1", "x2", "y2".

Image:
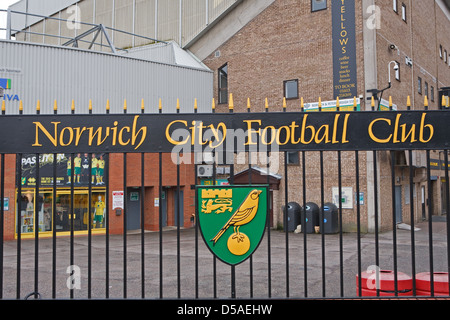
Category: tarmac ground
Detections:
[{"x1": 0, "y1": 219, "x2": 449, "y2": 300}]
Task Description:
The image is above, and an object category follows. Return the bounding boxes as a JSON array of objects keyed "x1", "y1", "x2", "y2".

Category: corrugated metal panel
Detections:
[
  {"x1": 182, "y1": 0, "x2": 206, "y2": 46},
  {"x1": 10, "y1": 0, "x2": 241, "y2": 51},
  {"x1": 135, "y1": 0, "x2": 157, "y2": 46},
  {"x1": 113, "y1": 0, "x2": 134, "y2": 48},
  {"x1": 208, "y1": 0, "x2": 238, "y2": 22},
  {"x1": 124, "y1": 42, "x2": 177, "y2": 65},
  {"x1": 122, "y1": 41, "x2": 208, "y2": 69},
  {"x1": 157, "y1": 0, "x2": 180, "y2": 44},
  {"x1": 0, "y1": 40, "x2": 213, "y2": 115},
  {"x1": 10, "y1": 0, "x2": 80, "y2": 34},
  {"x1": 182, "y1": 0, "x2": 241, "y2": 45}
]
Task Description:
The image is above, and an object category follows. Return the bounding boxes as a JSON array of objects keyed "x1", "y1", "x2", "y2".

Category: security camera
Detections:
[
  {"x1": 393, "y1": 63, "x2": 399, "y2": 71},
  {"x1": 389, "y1": 44, "x2": 398, "y2": 50}
]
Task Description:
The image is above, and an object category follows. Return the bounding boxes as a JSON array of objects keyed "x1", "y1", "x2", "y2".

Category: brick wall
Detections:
[
  {"x1": 202, "y1": 0, "x2": 370, "y2": 231},
  {"x1": 200, "y1": 0, "x2": 450, "y2": 231},
  {"x1": 376, "y1": 0, "x2": 449, "y2": 109},
  {"x1": 1, "y1": 153, "x2": 196, "y2": 240},
  {"x1": 108, "y1": 153, "x2": 196, "y2": 233},
  {"x1": 1, "y1": 155, "x2": 17, "y2": 240}
]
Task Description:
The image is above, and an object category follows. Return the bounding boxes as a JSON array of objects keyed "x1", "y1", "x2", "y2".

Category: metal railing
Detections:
[
  {"x1": 0, "y1": 96, "x2": 449, "y2": 300},
  {"x1": 0, "y1": 9, "x2": 166, "y2": 53}
]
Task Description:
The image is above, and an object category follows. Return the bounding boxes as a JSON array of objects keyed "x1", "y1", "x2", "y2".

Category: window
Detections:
[
  {"x1": 418, "y1": 77, "x2": 422, "y2": 94},
  {"x1": 431, "y1": 86, "x2": 435, "y2": 102},
  {"x1": 311, "y1": 0, "x2": 327, "y2": 12},
  {"x1": 445, "y1": 50, "x2": 448, "y2": 64},
  {"x1": 393, "y1": 0, "x2": 398, "y2": 13},
  {"x1": 286, "y1": 152, "x2": 300, "y2": 165},
  {"x1": 218, "y1": 64, "x2": 228, "y2": 104},
  {"x1": 425, "y1": 82, "x2": 429, "y2": 98},
  {"x1": 440, "y1": 45, "x2": 443, "y2": 59},
  {"x1": 17, "y1": 153, "x2": 108, "y2": 238},
  {"x1": 17, "y1": 189, "x2": 107, "y2": 236},
  {"x1": 284, "y1": 79, "x2": 299, "y2": 100},
  {"x1": 395, "y1": 61, "x2": 400, "y2": 81},
  {"x1": 401, "y1": 3, "x2": 407, "y2": 22}
]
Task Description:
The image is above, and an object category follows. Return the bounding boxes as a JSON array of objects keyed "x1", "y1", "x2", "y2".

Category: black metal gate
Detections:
[{"x1": 0, "y1": 102, "x2": 449, "y2": 300}]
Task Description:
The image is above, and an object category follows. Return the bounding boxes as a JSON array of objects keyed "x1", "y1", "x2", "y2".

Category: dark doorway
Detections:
[
  {"x1": 395, "y1": 186, "x2": 402, "y2": 223},
  {"x1": 126, "y1": 187, "x2": 141, "y2": 230}
]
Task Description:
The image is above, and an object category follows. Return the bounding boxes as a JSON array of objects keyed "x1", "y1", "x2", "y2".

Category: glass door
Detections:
[
  {"x1": 17, "y1": 189, "x2": 53, "y2": 235},
  {"x1": 16, "y1": 188, "x2": 106, "y2": 238}
]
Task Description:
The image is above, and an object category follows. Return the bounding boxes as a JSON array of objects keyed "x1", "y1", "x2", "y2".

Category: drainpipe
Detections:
[{"x1": 362, "y1": 0, "x2": 381, "y2": 233}]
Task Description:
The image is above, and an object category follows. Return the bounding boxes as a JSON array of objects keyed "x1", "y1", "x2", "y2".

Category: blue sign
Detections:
[{"x1": 332, "y1": 0, "x2": 358, "y2": 99}]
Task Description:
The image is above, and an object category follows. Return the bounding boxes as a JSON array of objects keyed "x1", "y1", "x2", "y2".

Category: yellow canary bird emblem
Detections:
[{"x1": 210, "y1": 189, "x2": 262, "y2": 245}]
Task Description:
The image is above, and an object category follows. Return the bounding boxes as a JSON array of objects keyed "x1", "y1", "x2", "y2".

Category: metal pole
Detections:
[
  {"x1": 179, "y1": 0, "x2": 183, "y2": 47},
  {"x1": 6, "y1": 8, "x2": 12, "y2": 40},
  {"x1": 155, "y1": 0, "x2": 158, "y2": 40},
  {"x1": 100, "y1": 24, "x2": 117, "y2": 54}
]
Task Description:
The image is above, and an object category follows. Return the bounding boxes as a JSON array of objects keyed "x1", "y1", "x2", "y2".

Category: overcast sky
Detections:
[{"x1": 0, "y1": 0, "x2": 20, "y2": 39}]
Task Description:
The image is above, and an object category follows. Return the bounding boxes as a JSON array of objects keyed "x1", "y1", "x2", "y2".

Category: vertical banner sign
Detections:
[{"x1": 332, "y1": 0, "x2": 358, "y2": 99}]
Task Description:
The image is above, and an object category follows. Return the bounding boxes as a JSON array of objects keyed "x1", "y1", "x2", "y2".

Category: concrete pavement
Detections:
[{"x1": 0, "y1": 220, "x2": 448, "y2": 299}]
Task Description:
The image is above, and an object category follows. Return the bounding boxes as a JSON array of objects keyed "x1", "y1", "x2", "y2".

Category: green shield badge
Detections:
[{"x1": 197, "y1": 185, "x2": 268, "y2": 266}]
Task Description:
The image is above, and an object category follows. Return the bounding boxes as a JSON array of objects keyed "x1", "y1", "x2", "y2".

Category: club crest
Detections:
[{"x1": 197, "y1": 185, "x2": 268, "y2": 266}]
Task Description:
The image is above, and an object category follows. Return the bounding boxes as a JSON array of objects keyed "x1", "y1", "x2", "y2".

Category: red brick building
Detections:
[
  {"x1": 185, "y1": 0, "x2": 450, "y2": 232},
  {"x1": 3, "y1": 0, "x2": 450, "y2": 238},
  {"x1": 0, "y1": 153, "x2": 196, "y2": 240}
]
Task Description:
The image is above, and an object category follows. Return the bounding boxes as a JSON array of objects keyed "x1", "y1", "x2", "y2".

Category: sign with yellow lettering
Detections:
[
  {"x1": 332, "y1": 0, "x2": 358, "y2": 99},
  {"x1": 0, "y1": 111, "x2": 446, "y2": 153}
]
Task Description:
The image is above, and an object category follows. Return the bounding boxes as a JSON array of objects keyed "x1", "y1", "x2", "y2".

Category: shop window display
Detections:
[
  {"x1": 18, "y1": 190, "x2": 106, "y2": 236},
  {"x1": 16, "y1": 153, "x2": 108, "y2": 238}
]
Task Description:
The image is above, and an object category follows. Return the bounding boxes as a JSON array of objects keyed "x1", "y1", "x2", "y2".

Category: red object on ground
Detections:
[
  {"x1": 356, "y1": 270, "x2": 412, "y2": 296},
  {"x1": 415, "y1": 272, "x2": 449, "y2": 296}
]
